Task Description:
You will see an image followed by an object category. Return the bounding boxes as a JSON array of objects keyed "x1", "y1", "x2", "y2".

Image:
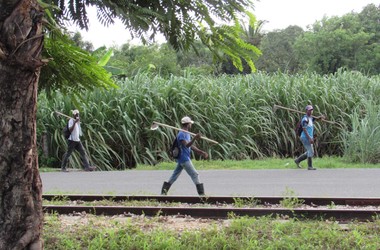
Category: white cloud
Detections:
[{"x1": 254, "y1": 0, "x2": 379, "y2": 31}]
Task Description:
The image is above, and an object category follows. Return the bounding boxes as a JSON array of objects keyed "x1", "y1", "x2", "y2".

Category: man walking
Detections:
[
  {"x1": 61, "y1": 109, "x2": 95, "y2": 172},
  {"x1": 294, "y1": 105, "x2": 325, "y2": 170},
  {"x1": 161, "y1": 116, "x2": 209, "y2": 195}
]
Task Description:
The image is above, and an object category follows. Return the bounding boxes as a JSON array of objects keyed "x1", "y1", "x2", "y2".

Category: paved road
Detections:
[{"x1": 41, "y1": 169, "x2": 380, "y2": 197}]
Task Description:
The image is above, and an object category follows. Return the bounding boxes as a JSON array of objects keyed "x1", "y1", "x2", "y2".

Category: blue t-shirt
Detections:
[
  {"x1": 300, "y1": 115, "x2": 315, "y2": 139},
  {"x1": 177, "y1": 131, "x2": 191, "y2": 163}
]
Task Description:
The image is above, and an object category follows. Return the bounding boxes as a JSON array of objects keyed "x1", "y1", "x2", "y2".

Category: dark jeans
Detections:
[{"x1": 61, "y1": 140, "x2": 90, "y2": 169}]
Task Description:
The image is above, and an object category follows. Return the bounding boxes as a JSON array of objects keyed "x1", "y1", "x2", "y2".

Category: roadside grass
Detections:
[
  {"x1": 43, "y1": 213, "x2": 380, "y2": 249},
  {"x1": 136, "y1": 156, "x2": 380, "y2": 170},
  {"x1": 40, "y1": 156, "x2": 380, "y2": 172}
]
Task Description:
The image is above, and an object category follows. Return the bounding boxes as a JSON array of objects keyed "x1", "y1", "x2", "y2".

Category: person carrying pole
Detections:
[
  {"x1": 61, "y1": 109, "x2": 95, "y2": 172},
  {"x1": 294, "y1": 105, "x2": 325, "y2": 170},
  {"x1": 161, "y1": 116, "x2": 209, "y2": 196}
]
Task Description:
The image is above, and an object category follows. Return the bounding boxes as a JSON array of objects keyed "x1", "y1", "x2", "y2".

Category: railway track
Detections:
[{"x1": 42, "y1": 194, "x2": 380, "y2": 221}]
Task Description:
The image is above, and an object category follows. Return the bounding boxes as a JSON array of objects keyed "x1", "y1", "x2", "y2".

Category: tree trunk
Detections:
[{"x1": 0, "y1": 0, "x2": 44, "y2": 249}]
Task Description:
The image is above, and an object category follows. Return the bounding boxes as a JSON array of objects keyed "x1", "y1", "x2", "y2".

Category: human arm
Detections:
[
  {"x1": 180, "y1": 133, "x2": 200, "y2": 148},
  {"x1": 302, "y1": 127, "x2": 314, "y2": 144},
  {"x1": 181, "y1": 133, "x2": 209, "y2": 159},
  {"x1": 302, "y1": 118, "x2": 314, "y2": 144},
  {"x1": 69, "y1": 117, "x2": 80, "y2": 132},
  {"x1": 191, "y1": 145, "x2": 209, "y2": 159},
  {"x1": 314, "y1": 115, "x2": 326, "y2": 122}
]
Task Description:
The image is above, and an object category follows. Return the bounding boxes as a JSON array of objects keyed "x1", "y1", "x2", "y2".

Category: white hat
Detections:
[
  {"x1": 305, "y1": 105, "x2": 313, "y2": 111},
  {"x1": 181, "y1": 116, "x2": 194, "y2": 124},
  {"x1": 72, "y1": 109, "x2": 80, "y2": 115}
]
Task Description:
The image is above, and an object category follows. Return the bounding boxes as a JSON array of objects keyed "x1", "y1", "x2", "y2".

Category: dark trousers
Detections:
[{"x1": 61, "y1": 140, "x2": 90, "y2": 169}]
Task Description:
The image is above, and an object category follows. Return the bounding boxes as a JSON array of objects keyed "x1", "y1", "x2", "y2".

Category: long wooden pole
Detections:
[
  {"x1": 152, "y1": 121, "x2": 219, "y2": 144},
  {"x1": 54, "y1": 111, "x2": 72, "y2": 119},
  {"x1": 273, "y1": 105, "x2": 336, "y2": 125}
]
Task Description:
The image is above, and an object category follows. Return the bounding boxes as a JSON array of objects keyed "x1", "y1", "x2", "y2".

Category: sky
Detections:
[{"x1": 68, "y1": 0, "x2": 379, "y2": 49}]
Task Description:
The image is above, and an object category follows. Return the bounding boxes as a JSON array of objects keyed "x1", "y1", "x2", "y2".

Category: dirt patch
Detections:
[{"x1": 56, "y1": 213, "x2": 230, "y2": 232}]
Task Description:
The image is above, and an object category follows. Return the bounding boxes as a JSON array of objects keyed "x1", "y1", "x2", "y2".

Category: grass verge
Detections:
[
  {"x1": 39, "y1": 156, "x2": 380, "y2": 172},
  {"x1": 44, "y1": 213, "x2": 380, "y2": 249},
  {"x1": 137, "y1": 156, "x2": 380, "y2": 170}
]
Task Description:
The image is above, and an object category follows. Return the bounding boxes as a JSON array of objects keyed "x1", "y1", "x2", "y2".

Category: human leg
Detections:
[
  {"x1": 76, "y1": 142, "x2": 92, "y2": 170},
  {"x1": 61, "y1": 140, "x2": 76, "y2": 171},
  {"x1": 182, "y1": 161, "x2": 205, "y2": 195},
  {"x1": 182, "y1": 161, "x2": 201, "y2": 185},
  {"x1": 301, "y1": 139, "x2": 314, "y2": 158},
  {"x1": 301, "y1": 137, "x2": 316, "y2": 170},
  {"x1": 294, "y1": 152, "x2": 307, "y2": 168},
  {"x1": 162, "y1": 163, "x2": 183, "y2": 195},
  {"x1": 307, "y1": 157, "x2": 316, "y2": 170},
  {"x1": 167, "y1": 162, "x2": 183, "y2": 184}
]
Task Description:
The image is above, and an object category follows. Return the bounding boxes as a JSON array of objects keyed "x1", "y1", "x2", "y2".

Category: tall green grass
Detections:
[
  {"x1": 37, "y1": 70, "x2": 380, "y2": 169},
  {"x1": 341, "y1": 100, "x2": 380, "y2": 164}
]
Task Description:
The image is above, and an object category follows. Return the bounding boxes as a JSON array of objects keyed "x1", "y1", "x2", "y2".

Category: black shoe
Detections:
[
  {"x1": 84, "y1": 166, "x2": 95, "y2": 171},
  {"x1": 161, "y1": 181, "x2": 171, "y2": 195},
  {"x1": 61, "y1": 168, "x2": 69, "y2": 172},
  {"x1": 294, "y1": 160, "x2": 302, "y2": 168},
  {"x1": 295, "y1": 153, "x2": 307, "y2": 168},
  {"x1": 196, "y1": 183, "x2": 205, "y2": 196},
  {"x1": 307, "y1": 157, "x2": 316, "y2": 170}
]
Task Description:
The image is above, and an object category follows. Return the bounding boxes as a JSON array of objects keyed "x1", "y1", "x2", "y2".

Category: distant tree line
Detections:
[{"x1": 73, "y1": 3, "x2": 379, "y2": 77}]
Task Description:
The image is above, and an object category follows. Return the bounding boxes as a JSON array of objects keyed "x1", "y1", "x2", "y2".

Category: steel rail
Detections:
[
  {"x1": 42, "y1": 194, "x2": 380, "y2": 206},
  {"x1": 43, "y1": 205, "x2": 379, "y2": 221}
]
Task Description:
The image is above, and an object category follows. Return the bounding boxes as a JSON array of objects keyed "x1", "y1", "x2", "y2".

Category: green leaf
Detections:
[{"x1": 97, "y1": 49, "x2": 113, "y2": 67}]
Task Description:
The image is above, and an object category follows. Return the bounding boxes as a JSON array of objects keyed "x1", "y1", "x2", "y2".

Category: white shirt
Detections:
[{"x1": 68, "y1": 118, "x2": 82, "y2": 141}]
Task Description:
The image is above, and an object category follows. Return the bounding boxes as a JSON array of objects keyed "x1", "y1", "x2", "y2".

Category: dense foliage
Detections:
[
  {"x1": 294, "y1": 4, "x2": 380, "y2": 75},
  {"x1": 40, "y1": 34, "x2": 117, "y2": 96},
  {"x1": 92, "y1": 4, "x2": 379, "y2": 77},
  {"x1": 48, "y1": 0, "x2": 260, "y2": 73},
  {"x1": 37, "y1": 71, "x2": 380, "y2": 169}
]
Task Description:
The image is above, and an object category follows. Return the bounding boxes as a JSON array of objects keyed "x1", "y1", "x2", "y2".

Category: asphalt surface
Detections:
[{"x1": 41, "y1": 168, "x2": 380, "y2": 197}]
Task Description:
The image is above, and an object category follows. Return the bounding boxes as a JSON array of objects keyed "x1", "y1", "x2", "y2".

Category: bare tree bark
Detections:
[{"x1": 0, "y1": 0, "x2": 44, "y2": 249}]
